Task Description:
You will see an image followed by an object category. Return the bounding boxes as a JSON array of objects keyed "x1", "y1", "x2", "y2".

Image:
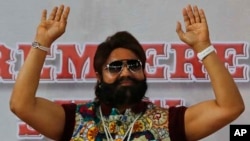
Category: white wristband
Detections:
[
  {"x1": 32, "y1": 41, "x2": 50, "y2": 53},
  {"x1": 197, "y1": 45, "x2": 215, "y2": 61}
]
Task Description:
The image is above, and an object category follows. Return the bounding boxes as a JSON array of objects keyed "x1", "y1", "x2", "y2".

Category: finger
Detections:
[
  {"x1": 186, "y1": 5, "x2": 195, "y2": 24},
  {"x1": 48, "y1": 6, "x2": 58, "y2": 20},
  {"x1": 54, "y1": 5, "x2": 64, "y2": 21},
  {"x1": 193, "y1": 5, "x2": 201, "y2": 23},
  {"x1": 182, "y1": 8, "x2": 190, "y2": 28},
  {"x1": 176, "y1": 21, "x2": 185, "y2": 41},
  {"x1": 60, "y1": 6, "x2": 70, "y2": 23},
  {"x1": 199, "y1": 9, "x2": 207, "y2": 24},
  {"x1": 40, "y1": 9, "x2": 47, "y2": 22}
]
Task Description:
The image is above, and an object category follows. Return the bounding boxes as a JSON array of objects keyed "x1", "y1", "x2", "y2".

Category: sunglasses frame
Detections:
[{"x1": 104, "y1": 59, "x2": 143, "y2": 74}]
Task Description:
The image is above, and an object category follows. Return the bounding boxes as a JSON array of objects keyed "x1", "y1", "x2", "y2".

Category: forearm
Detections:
[
  {"x1": 202, "y1": 51, "x2": 244, "y2": 112},
  {"x1": 10, "y1": 43, "x2": 49, "y2": 112}
]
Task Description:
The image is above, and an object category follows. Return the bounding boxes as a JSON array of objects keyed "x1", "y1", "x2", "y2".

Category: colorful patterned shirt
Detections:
[{"x1": 61, "y1": 101, "x2": 187, "y2": 141}]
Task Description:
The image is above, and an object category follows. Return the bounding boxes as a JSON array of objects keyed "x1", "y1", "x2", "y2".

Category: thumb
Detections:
[{"x1": 176, "y1": 21, "x2": 185, "y2": 41}]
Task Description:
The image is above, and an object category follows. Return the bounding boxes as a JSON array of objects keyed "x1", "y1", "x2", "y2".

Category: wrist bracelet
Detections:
[
  {"x1": 32, "y1": 41, "x2": 50, "y2": 53},
  {"x1": 197, "y1": 45, "x2": 215, "y2": 61}
]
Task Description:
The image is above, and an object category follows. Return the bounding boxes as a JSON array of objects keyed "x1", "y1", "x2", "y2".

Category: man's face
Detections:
[{"x1": 96, "y1": 48, "x2": 147, "y2": 107}]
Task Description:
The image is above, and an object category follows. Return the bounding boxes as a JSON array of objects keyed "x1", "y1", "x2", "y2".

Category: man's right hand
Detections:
[{"x1": 35, "y1": 5, "x2": 70, "y2": 47}]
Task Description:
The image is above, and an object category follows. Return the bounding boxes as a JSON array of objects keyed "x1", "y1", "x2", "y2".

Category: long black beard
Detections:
[{"x1": 95, "y1": 77, "x2": 147, "y2": 107}]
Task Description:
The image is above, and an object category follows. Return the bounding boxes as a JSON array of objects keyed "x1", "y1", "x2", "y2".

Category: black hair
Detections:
[{"x1": 93, "y1": 31, "x2": 146, "y2": 75}]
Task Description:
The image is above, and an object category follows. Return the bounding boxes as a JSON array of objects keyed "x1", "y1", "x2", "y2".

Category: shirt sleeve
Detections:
[
  {"x1": 60, "y1": 103, "x2": 77, "y2": 141},
  {"x1": 169, "y1": 106, "x2": 187, "y2": 141}
]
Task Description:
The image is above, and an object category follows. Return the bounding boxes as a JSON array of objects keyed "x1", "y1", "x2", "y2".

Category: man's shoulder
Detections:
[
  {"x1": 75, "y1": 101, "x2": 96, "y2": 112},
  {"x1": 145, "y1": 103, "x2": 187, "y2": 114},
  {"x1": 62, "y1": 101, "x2": 96, "y2": 113},
  {"x1": 145, "y1": 103, "x2": 169, "y2": 114}
]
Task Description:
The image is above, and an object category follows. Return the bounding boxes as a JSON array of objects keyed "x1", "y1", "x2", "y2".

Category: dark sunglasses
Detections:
[{"x1": 104, "y1": 59, "x2": 142, "y2": 74}]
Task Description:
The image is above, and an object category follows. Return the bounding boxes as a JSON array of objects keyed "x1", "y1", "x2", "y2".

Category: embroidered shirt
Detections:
[{"x1": 61, "y1": 102, "x2": 187, "y2": 141}]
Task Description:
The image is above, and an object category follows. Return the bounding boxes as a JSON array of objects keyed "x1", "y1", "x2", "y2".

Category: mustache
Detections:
[{"x1": 113, "y1": 76, "x2": 139, "y2": 85}]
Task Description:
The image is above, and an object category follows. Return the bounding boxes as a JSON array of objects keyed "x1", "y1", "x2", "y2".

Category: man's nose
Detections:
[{"x1": 119, "y1": 65, "x2": 132, "y2": 77}]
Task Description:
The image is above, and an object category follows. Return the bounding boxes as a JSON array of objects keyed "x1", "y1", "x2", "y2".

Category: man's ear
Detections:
[{"x1": 96, "y1": 72, "x2": 101, "y2": 81}]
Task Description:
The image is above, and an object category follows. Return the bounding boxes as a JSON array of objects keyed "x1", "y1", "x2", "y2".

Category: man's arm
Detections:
[
  {"x1": 176, "y1": 5, "x2": 245, "y2": 141},
  {"x1": 9, "y1": 5, "x2": 70, "y2": 140}
]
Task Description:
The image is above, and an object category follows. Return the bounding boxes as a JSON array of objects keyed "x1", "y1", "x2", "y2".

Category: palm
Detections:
[
  {"x1": 37, "y1": 20, "x2": 66, "y2": 43},
  {"x1": 182, "y1": 23, "x2": 209, "y2": 47},
  {"x1": 35, "y1": 5, "x2": 70, "y2": 46},
  {"x1": 176, "y1": 5, "x2": 211, "y2": 52}
]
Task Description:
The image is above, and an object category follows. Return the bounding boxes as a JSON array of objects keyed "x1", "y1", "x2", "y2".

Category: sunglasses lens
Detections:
[
  {"x1": 107, "y1": 61, "x2": 123, "y2": 73},
  {"x1": 106, "y1": 59, "x2": 142, "y2": 74},
  {"x1": 127, "y1": 60, "x2": 142, "y2": 72}
]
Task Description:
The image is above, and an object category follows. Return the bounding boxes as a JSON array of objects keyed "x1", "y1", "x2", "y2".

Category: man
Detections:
[{"x1": 10, "y1": 4, "x2": 244, "y2": 141}]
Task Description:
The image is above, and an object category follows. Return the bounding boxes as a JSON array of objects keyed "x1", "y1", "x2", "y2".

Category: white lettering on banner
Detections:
[
  {"x1": 0, "y1": 42, "x2": 249, "y2": 83},
  {"x1": 16, "y1": 98, "x2": 185, "y2": 140}
]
